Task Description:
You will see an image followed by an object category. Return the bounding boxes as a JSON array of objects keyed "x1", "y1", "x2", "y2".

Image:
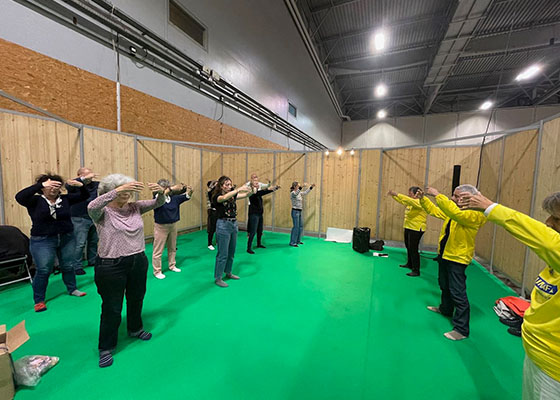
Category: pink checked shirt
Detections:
[{"x1": 88, "y1": 189, "x2": 165, "y2": 258}]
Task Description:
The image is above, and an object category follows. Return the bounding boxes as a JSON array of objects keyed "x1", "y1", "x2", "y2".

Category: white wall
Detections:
[
  {"x1": 0, "y1": 0, "x2": 342, "y2": 149},
  {"x1": 342, "y1": 105, "x2": 560, "y2": 149}
]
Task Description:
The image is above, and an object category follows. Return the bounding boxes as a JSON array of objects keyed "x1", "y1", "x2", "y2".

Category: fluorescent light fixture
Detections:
[
  {"x1": 515, "y1": 65, "x2": 541, "y2": 81},
  {"x1": 325, "y1": 150, "x2": 329, "y2": 156},
  {"x1": 375, "y1": 84, "x2": 387, "y2": 98},
  {"x1": 373, "y1": 31, "x2": 385, "y2": 51},
  {"x1": 479, "y1": 100, "x2": 493, "y2": 110},
  {"x1": 377, "y1": 109, "x2": 387, "y2": 119},
  {"x1": 337, "y1": 148, "x2": 343, "y2": 156}
]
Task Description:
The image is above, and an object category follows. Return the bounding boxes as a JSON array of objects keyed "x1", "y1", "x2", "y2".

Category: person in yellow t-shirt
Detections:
[
  {"x1": 388, "y1": 187, "x2": 427, "y2": 277},
  {"x1": 459, "y1": 191, "x2": 560, "y2": 400},
  {"x1": 417, "y1": 185, "x2": 487, "y2": 341}
]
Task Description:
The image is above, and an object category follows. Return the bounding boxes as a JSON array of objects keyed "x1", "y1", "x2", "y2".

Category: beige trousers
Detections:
[{"x1": 152, "y1": 222, "x2": 178, "y2": 274}]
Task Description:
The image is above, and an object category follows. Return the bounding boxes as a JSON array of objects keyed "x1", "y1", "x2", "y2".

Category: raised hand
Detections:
[
  {"x1": 66, "y1": 179, "x2": 83, "y2": 187},
  {"x1": 415, "y1": 188, "x2": 424, "y2": 199},
  {"x1": 425, "y1": 187, "x2": 440, "y2": 197},
  {"x1": 387, "y1": 190, "x2": 397, "y2": 197},
  {"x1": 147, "y1": 183, "x2": 164, "y2": 195},
  {"x1": 42, "y1": 179, "x2": 62, "y2": 190},
  {"x1": 186, "y1": 185, "x2": 193, "y2": 196},
  {"x1": 81, "y1": 172, "x2": 97, "y2": 184},
  {"x1": 116, "y1": 181, "x2": 144, "y2": 193},
  {"x1": 458, "y1": 192, "x2": 493, "y2": 211},
  {"x1": 310, "y1": 183, "x2": 316, "y2": 188}
]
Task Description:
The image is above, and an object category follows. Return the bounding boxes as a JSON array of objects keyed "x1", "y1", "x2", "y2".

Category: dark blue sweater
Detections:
[
  {"x1": 66, "y1": 179, "x2": 99, "y2": 219},
  {"x1": 153, "y1": 194, "x2": 190, "y2": 224},
  {"x1": 15, "y1": 182, "x2": 89, "y2": 236}
]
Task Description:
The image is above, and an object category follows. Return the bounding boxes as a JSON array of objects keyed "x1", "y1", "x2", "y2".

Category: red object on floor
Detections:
[{"x1": 496, "y1": 296, "x2": 530, "y2": 317}]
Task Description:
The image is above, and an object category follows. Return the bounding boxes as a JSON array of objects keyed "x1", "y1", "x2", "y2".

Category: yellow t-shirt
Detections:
[
  {"x1": 392, "y1": 194, "x2": 427, "y2": 232},
  {"x1": 487, "y1": 204, "x2": 560, "y2": 382}
]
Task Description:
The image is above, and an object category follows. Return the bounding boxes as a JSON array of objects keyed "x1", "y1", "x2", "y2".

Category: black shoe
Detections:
[
  {"x1": 75, "y1": 268, "x2": 86, "y2": 276},
  {"x1": 298, "y1": 242, "x2": 304, "y2": 245},
  {"x1": 399, "y1": 264, "x2": 412, "y2": 269},
  {"x1": 257, "y1": 244, "x2": 266, "y2": 248},
  {"x1": 289, "y1": 244, "x2": 299, "y2": 247},
  {"x1": 406, "y1": 271, "x2": 420, "y2": 277},
  {"x1": 247, "y1": 249, "x2": 255, "y2": 254},
  {"x1": 507, "y1": 327, "x2": 522, "y2": 337}
]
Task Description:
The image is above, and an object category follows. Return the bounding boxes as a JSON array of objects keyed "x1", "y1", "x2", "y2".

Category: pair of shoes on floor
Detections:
[
  {"x1": 154, "y1": 273, "x2": 166, "y2": 280},
  {"x1": 247, "y1": 249, "x2": 255, "y2": 254},
  {"x1": 70, "y1": 289, "x2": 87, "y2": 297},
  {"x1": 444, "y1": 330, "x2": 468, "y2": 341},
  {"x1": 399, "y1": 264, "x2": 412, "y2": 269},
  {"x1": 215, "y1": 279, "x2": 228, "y2": 287},
  {"x1": 75, "y1": 268, "x2": 86, "y2": 275},
  {"x1": 34, "y1": 302, "x2": 47, "y2": 312},
  {"x1": 208, "y1": 245, "x2": 215, "y2": 250},
  {"x1": 225, "y1": 273, "x2": 240, "y2": 280},
  {"x1": 406, "y1": 271, "x2": 420, "y2": 277},
  {"x1": 256, "y1": 244, "x2": 266, "y2": 248},
  {"x1": 169, "y1": 266, "x2": 181, "y2": 273}
]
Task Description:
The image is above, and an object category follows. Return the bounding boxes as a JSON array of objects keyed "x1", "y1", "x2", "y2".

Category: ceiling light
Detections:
[
  {"x1": 373, "y1": 31, "x2": 385, "y2": 51},
  {"x1": 325, "y1": 150, "x2": 329, "y2": 156},
  {"x1": 377, "y1": 109, "x2": 387, "y2": 119},
  {"x1": 350, "y1": 149, "x2": 355, "y2": 156},
  {"x1": 337, "y1": 148, "x2": 343, "y2": 156},
  {"x1": 479, "y1": 100, "x2": 493, "y2": 110},
  {"x1": 375, "y1": 84, "x2": 387, "y2": 98},
  {"x1": 515, "y1": 65, "x2": 541, "y2": 81}
]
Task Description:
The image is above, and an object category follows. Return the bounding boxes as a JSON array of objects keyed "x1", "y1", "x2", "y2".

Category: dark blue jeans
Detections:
[
  {"x1": 94, "y1": 252, "x2": 148, "y2": 352},
  {"x1": 247, "y1": 213, "x2": 263, "y2": 250},
  {"x1": 290, "y1": 209, "x2": 303, "y2": 245},
  {"x1": 29, "y1": 232, "x2": 77, "y2": 303},
  {"x1": 438, "y1": 258, "x2": 470, "y2": 337},
  {"x1": 71, "y1": 216, "x2": 98, "y2": 270},
  {"x1": 215, "y1": 219, "x2": 238, "y2": 279}
]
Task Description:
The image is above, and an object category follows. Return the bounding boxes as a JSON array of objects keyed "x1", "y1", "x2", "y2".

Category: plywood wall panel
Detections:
[
  {"x1": 357, "y1": 150, "x2": 381, "y2": 234},
  {"x1": 320, "y1": 153, "x2": 359, "y2": 232},
  {"x1": 83, "y1": 128, "x2": 135, "y2": 179},
  {"x1": 137, "y1": 140, "x2": 174, "y2": 237},
  {"x1": 379, "y1": 148, "x2": 427, "y2": 241},
  {"x1": 424, "y1": 146, "x2": 480, "y2": 246},
  {"x1": 273, "y1": 153, "x2": 305, "y2": 229},
  {"x1": 247, "y1": 153, "x2": 275, "y2": 226},
  {"x1": 0, "y1": 112, "x2": 80, "y2": 235},
  {"x1": 492, "y1": 130, "x2": 538, "y2": 283},
  {"x1": 222, "y1": 153, "x2": 248, "y2": 223},
  {"x1": 526, "y1": 119, "x2": 560, "y2": 290},
  {"x1": 304, "y1": 152, "x2": 322, "y2": 233},
  {"x1": 476, "y1": 138, "x2": 503, "y2": 261},
  {"x1": 175, "y1": 146, "x2": 202, "y2": 230}
]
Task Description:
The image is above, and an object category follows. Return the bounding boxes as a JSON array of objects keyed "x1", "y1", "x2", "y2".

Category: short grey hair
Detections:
[
  {"x1": 98, "y1": 174, "x2": 134, "y2": 195},
  {"x1": 157, "y1": 179, "x2": 171, "y2": 189},
  {"x1": 455, "y1": 184, "x2": 479, "y2": 195},
  {"x1": 542, "y1": 192, "x2": 560, "y2": 217}
]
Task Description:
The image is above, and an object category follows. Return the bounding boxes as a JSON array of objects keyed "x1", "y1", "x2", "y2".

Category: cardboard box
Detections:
[{"x1": 0, "y1": 321, "x2": 30, "y2": 400}]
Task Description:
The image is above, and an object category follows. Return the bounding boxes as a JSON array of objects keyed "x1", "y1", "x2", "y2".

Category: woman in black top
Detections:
[
  {"x1": 211, "y1": 176, "x2": 254, "y2": 287},
  {"x1": 247, "y1": 178, "x2": 280, "y2": 254},
  {"x1": 15, "y1": 173, "x2": 91, "y2": 312}
]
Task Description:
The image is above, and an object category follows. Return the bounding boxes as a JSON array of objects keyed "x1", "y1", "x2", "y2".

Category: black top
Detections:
[
  {"x1": 212, "y1": 191, "x2": 237, "y2": 219},
  {"x1": 248, "y1": 189, "x2": 273, "y2": 215},
  {"x1": 0, "y1": 225, "x2": 31, "y2": 265},
  {"x1": 154, "y1": 194, "x2": 190, "y2": 224},
  {"x1": 15, "y1": 182, "x2": 89, "y2": 236},
  {"x1": 66, "y1": 179, "x2": 99, "y2": 219}
]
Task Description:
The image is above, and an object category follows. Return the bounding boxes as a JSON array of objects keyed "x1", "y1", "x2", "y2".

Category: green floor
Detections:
[{"x1": 1, "y1": 230, "x2": 524, "y2": 400}]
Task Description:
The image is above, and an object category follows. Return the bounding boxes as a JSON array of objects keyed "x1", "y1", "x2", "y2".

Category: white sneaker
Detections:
[
  {"x1": 154, "y1": 273, "x2": 166, "y2": 280},
  {"x1": 169, "y1": 266, "x2": 181, "y2": 273},
  {"x1": 208, "y1": 245, "x2": 215, "y2": 250}
]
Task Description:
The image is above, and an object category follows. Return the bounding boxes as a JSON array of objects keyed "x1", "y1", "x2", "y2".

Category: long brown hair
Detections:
[{"x1": 211, "y1": 176, "x2": 231, "y2": 198}]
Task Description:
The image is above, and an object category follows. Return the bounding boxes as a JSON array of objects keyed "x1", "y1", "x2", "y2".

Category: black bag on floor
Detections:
[
  {"x1": 369, "y1": 239, "x2": 385, "y2": 251},
  {"x1": 352, "y1": 227, "x2": 371, "y2": 253}
]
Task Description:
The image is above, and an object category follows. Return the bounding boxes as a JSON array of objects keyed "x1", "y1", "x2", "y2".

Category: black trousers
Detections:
[
  {"x1": 95, "y1": 252, "x2": 148, "y2": 352},
  {"x1": 404, "y1": 228, "x2": 424, "y2": 273},
  {"x1": 438, "y1": 258, "x2": 470, "y2": 337},
  {"x1": 207, "y1": 209, "x2": 218, "y2": 246},
  {"x1": 247, "y1": 213, "x2": 264, "y2": 249}
]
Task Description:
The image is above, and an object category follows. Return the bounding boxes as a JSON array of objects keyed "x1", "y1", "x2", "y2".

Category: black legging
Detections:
[
  {"x1": 404, "y1": 228, "x2": 424, "y2": 273},
  {"x1": 207, "y1": 209, "x2": 218, "y2": 246}
]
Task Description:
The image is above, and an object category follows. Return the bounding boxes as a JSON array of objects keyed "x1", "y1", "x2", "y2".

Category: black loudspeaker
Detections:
[
  {"x1": 452, "y1": 165, "x2": 461, "y2": 194},
  {"x1": 352, "y1": 227, "x2": 371, "y2": 253}
]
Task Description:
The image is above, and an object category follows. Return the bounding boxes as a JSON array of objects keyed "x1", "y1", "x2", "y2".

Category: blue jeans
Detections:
[
  {"x1": 71, "y1": 216, "x2": 98, "y2": 270},
  {"x1": 215, "y1": 219, "x2": 238, "y2": 279},
  {"x1": 290, "y1": 209, "x2": 303, "y2": 245},
  {"x1": 29, "y1": 232, "x2": 77, "y2": 303},
  {"x1": 438, "y1": 258, "x2": 470, "y2": 337}
]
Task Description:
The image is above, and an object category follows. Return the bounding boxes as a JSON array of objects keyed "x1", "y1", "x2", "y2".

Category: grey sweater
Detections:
[{"x1": 290, "y1": 187, "x2": 312, "y2": 210}]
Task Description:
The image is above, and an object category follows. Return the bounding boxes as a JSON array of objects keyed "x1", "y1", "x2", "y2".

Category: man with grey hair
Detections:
[
  {"x1": 417, "y1": 184, "x2": 487, "y2": 341},
  {"x1": 66, "y1": 167, "x2": 99, "y2": 275}
]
